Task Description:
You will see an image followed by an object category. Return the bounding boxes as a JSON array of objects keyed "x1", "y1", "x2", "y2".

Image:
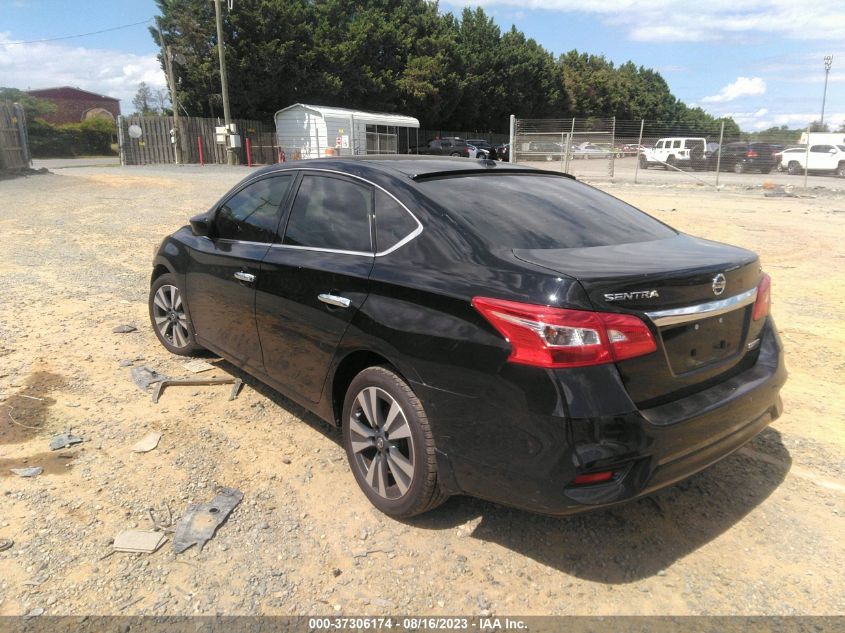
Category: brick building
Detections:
[{"x1": 26, "y1": 86, "x2": 120, "y2": 125}]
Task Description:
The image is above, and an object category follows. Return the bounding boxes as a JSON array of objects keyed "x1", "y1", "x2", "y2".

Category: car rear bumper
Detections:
[{"x1": 419, "y1": 320, "x2": 786, "y2": 516}]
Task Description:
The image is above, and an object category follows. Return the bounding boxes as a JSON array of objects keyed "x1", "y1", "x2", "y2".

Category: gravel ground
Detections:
[{"x1": 0, "y1": 163, "x2": 843, "y2": 617}]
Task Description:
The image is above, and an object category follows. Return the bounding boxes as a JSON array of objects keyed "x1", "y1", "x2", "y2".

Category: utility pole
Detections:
[
  {"x1": 214, "y1": 0, "x2": 236, "y2": 165},
  {"x1": 156, "y1": 18, "x2": 181, "y2": 164},
  {"x1": 821, "y1": 55, "x2": 833, "y2": 127}
]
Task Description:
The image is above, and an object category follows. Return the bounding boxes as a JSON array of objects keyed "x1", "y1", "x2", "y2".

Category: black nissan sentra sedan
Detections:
[{"x1": 149, "y1": 157, "x2": 786, "y2": 518}]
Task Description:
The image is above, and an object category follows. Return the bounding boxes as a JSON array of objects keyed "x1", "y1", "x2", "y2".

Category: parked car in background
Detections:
[
  {"x1": 149, "y1": 156, "x2": 785, "y2": 518},
  {"x1": 466, "y1": 139, "x2": 498, "y2": 160},
  {"x1": 709, "y1": 142, "x2": 778, "y2": 174},
  {"x1": 527, "y1": 141, "x2": 564, "y2": 161},
  {"x1": 782, "y1": 144, "x2": 845, "y2": 177},
  {"x1": 569, "y1": 142, "x2": 613, "y2": 159},
  {"x1": 466, "y1": 143, "x2": 487, "y2": 159},
  {"x1": 409, "y1": 137, "x2": 471, "y2": 157},
  {"x1": 775, "y1": 146, "x2": 806, "y2": 172},
  {"x1": 639, "y1": 137, "x2": 707, "y2": 169},
  {"x1": 593, "y1": 143, "x2": 624, "y2": 158}
]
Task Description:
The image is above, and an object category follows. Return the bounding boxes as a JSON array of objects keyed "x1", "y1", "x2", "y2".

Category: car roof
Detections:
[{"x1": 249, "y1": 156, "x2": 543, "y2": 181}]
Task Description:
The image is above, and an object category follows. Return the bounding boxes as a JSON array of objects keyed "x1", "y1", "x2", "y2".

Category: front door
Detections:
[
  {"x1": 256, "y1": 172, "x2": 375, "y2": 403},
  {"x1": 186, "y1": 174, "x2": 294, "y2": 370}
]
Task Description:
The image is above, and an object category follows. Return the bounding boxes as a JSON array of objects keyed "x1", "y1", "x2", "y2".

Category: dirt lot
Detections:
[{"x1": 0, "y1": 163, "x2": 843, "y2": 617}]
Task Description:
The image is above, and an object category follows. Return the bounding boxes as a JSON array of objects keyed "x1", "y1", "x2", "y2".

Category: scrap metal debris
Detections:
[
  {"x1": 131, "y1": 366, "x2": 168, "y2": 392},
  {"x1": 112, "y1": 325, "x2": 137, "y2": 333},
  {"x1": 172, "y1": 487, "x2": 243, "y2": 553},
  {"x1": 152, "y1": 377, "x2": 243, "y2": 404},
  {"x1": 132, "y1": 432, "x2": 162, "y2": 453},
  {"x1": 49, "y1": 433, "x2": 83, "y2": 451},
  {"x1": 10, "y1": 466, "x2": 43, "y2": 478},
  {"x1": 0, "y1": 539, "x2": 13, "y2": 552},
  {"x1": 183, "y1": 359, "x2": 214, "y2": 374},
  {"x1": 113, "y1": 530, "x2": 167, "y2": 554}
]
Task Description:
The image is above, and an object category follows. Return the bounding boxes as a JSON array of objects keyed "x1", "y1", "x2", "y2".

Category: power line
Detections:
[{"x1": 2, "y1": 18, "x2": 153, "y2": 46}]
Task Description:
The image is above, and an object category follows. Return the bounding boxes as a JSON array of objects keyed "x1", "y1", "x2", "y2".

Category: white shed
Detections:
[{"x1": 274, "y1": 103, "x2": 420, "y2": 160}]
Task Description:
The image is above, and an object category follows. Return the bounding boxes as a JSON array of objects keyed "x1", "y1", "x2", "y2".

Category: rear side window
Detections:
[
  {"x1": 375, "y1": 190, "x2": 418, "y2": 253},
  {"x1": 419, "y1": 175, "x2": 675, "y2": 250},
  {"x1": 283, "y1": 175, "x2": 372, "y2": 253},
  {"x1": 214, "y1": 175, "x2": 292, "y2": 242}
]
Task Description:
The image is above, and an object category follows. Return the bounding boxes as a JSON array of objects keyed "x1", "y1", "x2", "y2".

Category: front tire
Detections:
[
  {"x1": 788, "y1": 161, "x2": 802, "y2": 176},
  {"x1": 639, "y1": 155, "x2": 648, "y2": 169},
  {"x1": 733, "y1": 161, "x2": 745, "y2": 174},
  {"x1": 342, "y1": 366, "x2": 447, "y2": 518},
  {"x1": 837, "y1": 162, "x2": 845, "y2": 178},
  {"x1": 149, "y1": 273, "x2": 203, "y2": 356}
]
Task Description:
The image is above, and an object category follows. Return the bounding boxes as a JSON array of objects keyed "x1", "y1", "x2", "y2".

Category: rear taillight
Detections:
[
  {"x1": 472, "y1": 297, "x2": 657, "y2": 368},
  {"x1": 746, "y1": 150, "x2": 758, "y2": 158},
  {"x1": 753, "y1": 273, "x2": 771, "y2": 321}
]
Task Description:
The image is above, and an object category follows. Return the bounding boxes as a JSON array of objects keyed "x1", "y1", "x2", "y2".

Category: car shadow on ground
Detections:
[
  {"x1": 213, "y1": 359, "x2": 790, "y2": 584},
  {"x1": 409, "y1": 427, "x2": 791, "y2": 583}
]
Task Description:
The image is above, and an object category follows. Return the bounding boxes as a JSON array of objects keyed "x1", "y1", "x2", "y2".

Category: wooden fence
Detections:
[
  {"x1": 117, "y1": 115, "x2": 278, "y2": 166},
  {"x1": 0, "y1": 102, "x2": 31, "y2": 171}
]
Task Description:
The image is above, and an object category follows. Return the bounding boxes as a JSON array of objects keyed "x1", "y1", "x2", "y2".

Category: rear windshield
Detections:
[{"x1": 418, "y1": 174, "x2": 676, "y2": 249}]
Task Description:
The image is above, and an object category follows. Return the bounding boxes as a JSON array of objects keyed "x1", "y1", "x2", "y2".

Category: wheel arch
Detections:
[{"x1": 329, "y1": 349, "x2": 417, "y2": 427}]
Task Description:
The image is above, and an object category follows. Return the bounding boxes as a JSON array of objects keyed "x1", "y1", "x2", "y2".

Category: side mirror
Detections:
[{"x1": 190, "y1": 212, "x2": 212, "y2": 237}]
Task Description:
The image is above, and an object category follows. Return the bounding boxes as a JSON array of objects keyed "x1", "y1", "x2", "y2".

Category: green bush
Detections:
[{"x1": 28, "y1": 117, "x2": 117, "y2": 158}]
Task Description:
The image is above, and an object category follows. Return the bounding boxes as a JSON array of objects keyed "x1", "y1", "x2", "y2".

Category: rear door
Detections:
[
  {"x1": 186, "y1": 174, "x2": 294, "y2": 370},
  {"x1": 256, "y1": 171, "x2": 375, "y2": 403}
]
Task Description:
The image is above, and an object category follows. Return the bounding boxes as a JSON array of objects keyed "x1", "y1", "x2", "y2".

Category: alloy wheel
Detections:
[
  {"x1": 152, "y1": 284, "x2": 191, "y2": 348},
  {"x1": 348, "y1": 386, "x2": 416, "y2": 500}
]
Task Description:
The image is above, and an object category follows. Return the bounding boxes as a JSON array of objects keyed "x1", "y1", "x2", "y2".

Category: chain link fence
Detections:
[{"x1": 509, "y1": 116, "x2": 845, "y2": 189}]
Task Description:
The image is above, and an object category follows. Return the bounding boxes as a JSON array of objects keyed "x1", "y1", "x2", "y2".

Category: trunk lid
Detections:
[{"x1": 514, "y1": 234, "x2": 765, "y2": 407}]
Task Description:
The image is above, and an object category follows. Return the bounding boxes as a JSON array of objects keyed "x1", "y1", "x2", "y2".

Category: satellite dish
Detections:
[{"x1": 128, "y1": 125, "x2": 143, "y2": 139}]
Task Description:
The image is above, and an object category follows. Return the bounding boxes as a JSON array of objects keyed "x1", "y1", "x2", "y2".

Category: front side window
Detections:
[
  {"x1": 214, "y1": 175, "x2": 293, "y2": 242},
  {"x1": 283, "y1": 175, "x2": 373, "y2": 253},
  {"x1": 811, "y1": 145, "x2": 833, "y2": 153}
]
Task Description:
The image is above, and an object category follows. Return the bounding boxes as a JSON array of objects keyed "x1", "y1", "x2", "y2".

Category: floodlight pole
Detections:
[
  {"x1": 156, "y1": 18, "x2": 181, "y2": 164},
  {"x1": 821, "y1": 55, "x2": 833, "y2": 126},
  {"x1": 214, "y1": 0, "x2": 236, "y2": 165}
]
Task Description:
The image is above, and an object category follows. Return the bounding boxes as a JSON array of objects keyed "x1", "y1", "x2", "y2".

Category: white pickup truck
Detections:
[{"x1": 782, "y1": 143, "x2": 845, "y2": 177}]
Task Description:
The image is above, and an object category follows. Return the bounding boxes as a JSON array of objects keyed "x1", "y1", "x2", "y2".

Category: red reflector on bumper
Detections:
[{"x1": 573, "y1": 471, "x2": 614, "y2": 485}]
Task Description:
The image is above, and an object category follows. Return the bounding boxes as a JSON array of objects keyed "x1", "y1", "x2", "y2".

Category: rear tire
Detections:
[
  {"x1": 733, "y1": 162, "x2": 745, "y2": 174},
  {"x1": 665, "y1": 155, "x2": 676, "y2": 170},
  {"x1": 788, "y1": 161, "x2": 802, "y2": 176},
  {"x1": 148, "y1": 273, "x2": 203, "y2": 356},
  {"x1": 837, "y1": 162, "x2": 845, "y2": 178},
  {"x1": 342, "y1": 366, "x2": 447, "y2": 518},
  {"x1": 639, "y1": 155, "x2": 648, "y2": 169}
]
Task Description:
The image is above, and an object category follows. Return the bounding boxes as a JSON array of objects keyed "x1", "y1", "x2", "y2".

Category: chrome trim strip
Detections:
[{"x1": 645, "y1": 287, "x2": 758, "y2": 327}]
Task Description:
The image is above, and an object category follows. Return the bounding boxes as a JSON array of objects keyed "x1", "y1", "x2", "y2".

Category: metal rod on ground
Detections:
[
  {"x1": 508, "y1": 114, "x2": 515, "y2": 164},
  {"x1": 560, "y1": 132, "x2": 565, "y2": 173},
  {"x1": 214, "y1": 0, "x2": 236, "y2": 166},
  {"x1": 633, "y1": 119, "x2": 644, "y2": 184},
  {"x1": 155, "y1": 18, "x2": 181, "y2": 165},
  {"x1": 197, "y1": 136, "x2": 204, "y2": 166},
  {"x1": 804, "y1": 124, "x2": 811, "y2": 191},
  {"x1": 715, "y1": 121, "x2": 725, "y2": 187},
  {"x1": 245, "y1": 137, "x2": 252, "y2": 167}
]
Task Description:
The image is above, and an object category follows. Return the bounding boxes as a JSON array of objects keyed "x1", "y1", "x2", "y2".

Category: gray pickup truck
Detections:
[{"x1": 409, "y1": 137, "x2": 471, "y2": 157}]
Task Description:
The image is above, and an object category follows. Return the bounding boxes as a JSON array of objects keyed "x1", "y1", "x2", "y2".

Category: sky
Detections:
[{"x1": 1, "y1": 0, "x2": 844, "y2": 131}]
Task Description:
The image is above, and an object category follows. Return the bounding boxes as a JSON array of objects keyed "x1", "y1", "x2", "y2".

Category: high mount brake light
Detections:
[
  {"x1": 472, "y1": 297, "x2": 657, "y2": 368},
  {"x1": 753, "y1": 273, "x2": 771, "y2": 321}
]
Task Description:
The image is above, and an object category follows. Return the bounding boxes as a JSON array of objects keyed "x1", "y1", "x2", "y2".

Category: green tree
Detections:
[
  {"x1": 0, "y1": 87, "x2": 56, "y2": 121},
  {"x1": 132, "y1": 82, "x2": 157, "y2": 116}
]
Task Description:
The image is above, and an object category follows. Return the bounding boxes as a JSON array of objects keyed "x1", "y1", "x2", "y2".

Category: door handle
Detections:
[
  {"x1": 233, "y1": 271, "x2": 255, "y2": 283},
  {"x1": 318, "y1": 293, "x2": 351, "y2": 309}
]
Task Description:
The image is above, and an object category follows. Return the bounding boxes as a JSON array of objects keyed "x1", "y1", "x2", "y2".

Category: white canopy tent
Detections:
[{"x1": 274, "y1": 103, "x2": 420, "y2": 160}]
